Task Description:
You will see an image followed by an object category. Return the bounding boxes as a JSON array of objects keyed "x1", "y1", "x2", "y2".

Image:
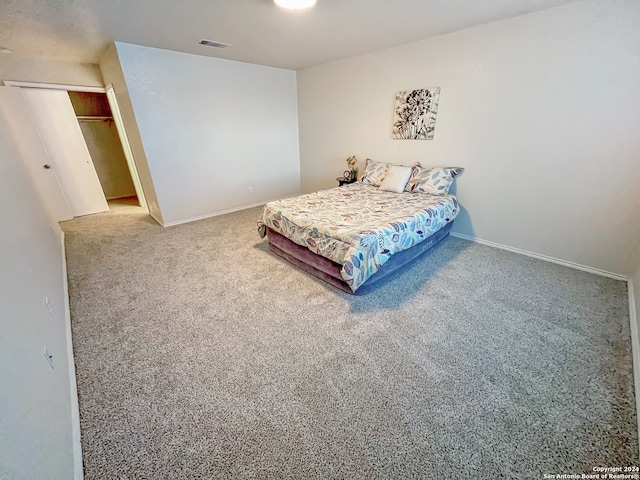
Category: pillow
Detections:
[
  {"x1": 360, "y1": 158, "x2": 388, "y2": 187},
  {"x1": 404, "y1": 166, "x2": 464, "y2": 195},
  {"x1": 379, "y1": 165, "x2": 413, "y2": 193}
]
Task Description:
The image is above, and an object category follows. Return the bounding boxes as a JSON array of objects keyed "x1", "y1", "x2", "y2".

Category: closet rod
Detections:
[{"x1": 76, "y1": 115, "x2": 113, "y2": 122}]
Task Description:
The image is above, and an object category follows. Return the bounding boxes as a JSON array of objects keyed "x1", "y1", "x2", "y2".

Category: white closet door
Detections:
[
  {"x1": 0, "y1": 87, "x2": 73, "y2": 222},
  {"x1": 21, "y1": 88, "x2": 108, "y2": 217}
]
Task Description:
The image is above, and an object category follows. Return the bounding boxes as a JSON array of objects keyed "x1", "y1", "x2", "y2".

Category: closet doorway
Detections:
[
  {"x1": 4, "y1": 81, "x2": 147, "y2": 219},
  {"x1": 68, "y1": 91, "x2": 140, "y2": 207}
]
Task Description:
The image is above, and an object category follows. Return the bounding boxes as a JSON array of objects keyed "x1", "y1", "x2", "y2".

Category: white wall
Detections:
[
  {"x1": 0, "y1": 89, "x2": 81, "y2": 479},
  {"x1": 297, "y1": 0, "x2": 640, "y2": 277},
  {"x1": 113, "y1": 42, "x2": 300, "y2": 226},
  {"x1": 100, "y1": 44, "x2": 164, "y2": 223}
]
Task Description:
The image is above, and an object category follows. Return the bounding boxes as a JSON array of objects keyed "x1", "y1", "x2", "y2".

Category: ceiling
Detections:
[{"x1": 0, "y1": 0, "x2": 575, "y2": 70}]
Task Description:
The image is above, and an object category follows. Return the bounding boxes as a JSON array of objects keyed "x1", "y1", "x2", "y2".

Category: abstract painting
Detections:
[{"x1": 392, "y1": 88, "x2": 440, "y2": 140}]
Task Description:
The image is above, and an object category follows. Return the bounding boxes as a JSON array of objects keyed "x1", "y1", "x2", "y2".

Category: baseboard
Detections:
[
  {"x1": 628, "y1": 280, "x2": 640, "y2": 461},
  {"x1": 60, "y1": 231, "x2": 84, "y2": 480},
  {"x1": 148, "y1": 211, "x2": 163, "y2": 227},
  {"x1": 450, "y1": 232, "x2": 628, "y2": 281},
  {"x1": 161, "y1": 197, "x2": 292, "y2": 228}
]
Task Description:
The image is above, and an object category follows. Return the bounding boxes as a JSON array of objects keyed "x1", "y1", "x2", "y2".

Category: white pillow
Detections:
[{"x1": 378, "y1": 165, "x2": 413, "y2": 193}]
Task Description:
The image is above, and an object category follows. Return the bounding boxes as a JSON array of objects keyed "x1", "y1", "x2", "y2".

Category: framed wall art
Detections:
[{"x1": 392, "y1": 88, "x2": 440, "y2": 140}]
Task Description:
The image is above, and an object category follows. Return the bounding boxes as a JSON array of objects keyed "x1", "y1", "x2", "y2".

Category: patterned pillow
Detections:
[
  {"x1": 360, "y1": 158, "x2": 388, "y2": 187},
  {"x1": 404, "y1": 166, "x2": 464, "y2": 195}
]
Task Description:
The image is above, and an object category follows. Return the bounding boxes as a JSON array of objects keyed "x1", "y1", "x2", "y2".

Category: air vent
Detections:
[{"x1": 198, "y1": 39, "x2": 231, "y2": 49}]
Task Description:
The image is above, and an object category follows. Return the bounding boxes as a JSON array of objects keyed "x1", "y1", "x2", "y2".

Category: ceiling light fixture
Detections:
[{"x1": 274, "y1": 0, "x2": 316, "y2": 10}]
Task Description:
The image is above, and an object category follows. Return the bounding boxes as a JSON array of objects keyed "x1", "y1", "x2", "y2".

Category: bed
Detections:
[{"x1": 257, "y1": 162, "x2": 463, "y2": 295}]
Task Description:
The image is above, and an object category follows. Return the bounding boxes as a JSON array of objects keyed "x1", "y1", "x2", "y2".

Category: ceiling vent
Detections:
[{"x1": 198, "y1": 39, "x2": 231, "y2": 49}]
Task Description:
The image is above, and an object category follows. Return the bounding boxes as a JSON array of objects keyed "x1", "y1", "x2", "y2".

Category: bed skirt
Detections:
[{"x1": 266, "y1": 221, "x2": 453, "y2": 295}]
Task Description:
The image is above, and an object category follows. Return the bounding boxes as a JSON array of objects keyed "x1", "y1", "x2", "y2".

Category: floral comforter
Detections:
[{"x1": 257, "y1": 183, "x2": 459, "y2": 292}]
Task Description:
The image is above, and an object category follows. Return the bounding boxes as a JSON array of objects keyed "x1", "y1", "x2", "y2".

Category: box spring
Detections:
[{"x1": 266, "y1": 221, "x2": 453, "y2": 295}]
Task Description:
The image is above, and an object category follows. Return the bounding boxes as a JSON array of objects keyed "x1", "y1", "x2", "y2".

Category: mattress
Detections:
[{"x1": 258, "y1": 183, "x2": 460, "y2": 292}]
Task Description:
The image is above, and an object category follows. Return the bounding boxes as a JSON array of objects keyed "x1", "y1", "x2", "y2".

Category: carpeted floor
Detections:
[{"x1": 62, "y1": 200, "x2": 638, "y2": 479}]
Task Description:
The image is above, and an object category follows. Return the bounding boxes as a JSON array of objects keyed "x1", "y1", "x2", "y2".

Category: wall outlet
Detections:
[
  {"x1": 248, "y1": 186, "x2": 254, "y2": 194},
  {"x1": 44, "y1": 297, "x2": 55, "y2": 319},
  {"x1": 43, "y1": 346, "x2": 54, "y2": 370}
]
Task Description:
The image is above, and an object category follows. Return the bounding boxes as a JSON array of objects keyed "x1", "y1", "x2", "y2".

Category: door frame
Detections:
[
  {"x1": 105, "y1": 84, "x2": 147, "y2": 209},
  {"x1": 3, "y1": 80, "x2": 106, "y2": 93},
  {"x1": 3, "y1": 80, "x2": 147, "y2": 209}
]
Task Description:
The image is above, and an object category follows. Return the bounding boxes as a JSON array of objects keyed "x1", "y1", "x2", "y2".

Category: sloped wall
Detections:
[{"x1": 112, "y1": 42, "x2": 301, "y2": 226}]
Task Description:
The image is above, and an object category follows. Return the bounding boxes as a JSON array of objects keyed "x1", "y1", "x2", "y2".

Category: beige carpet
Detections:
[{"x1": 62, "y1": 200, "x2": 637, "y2": 479}]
